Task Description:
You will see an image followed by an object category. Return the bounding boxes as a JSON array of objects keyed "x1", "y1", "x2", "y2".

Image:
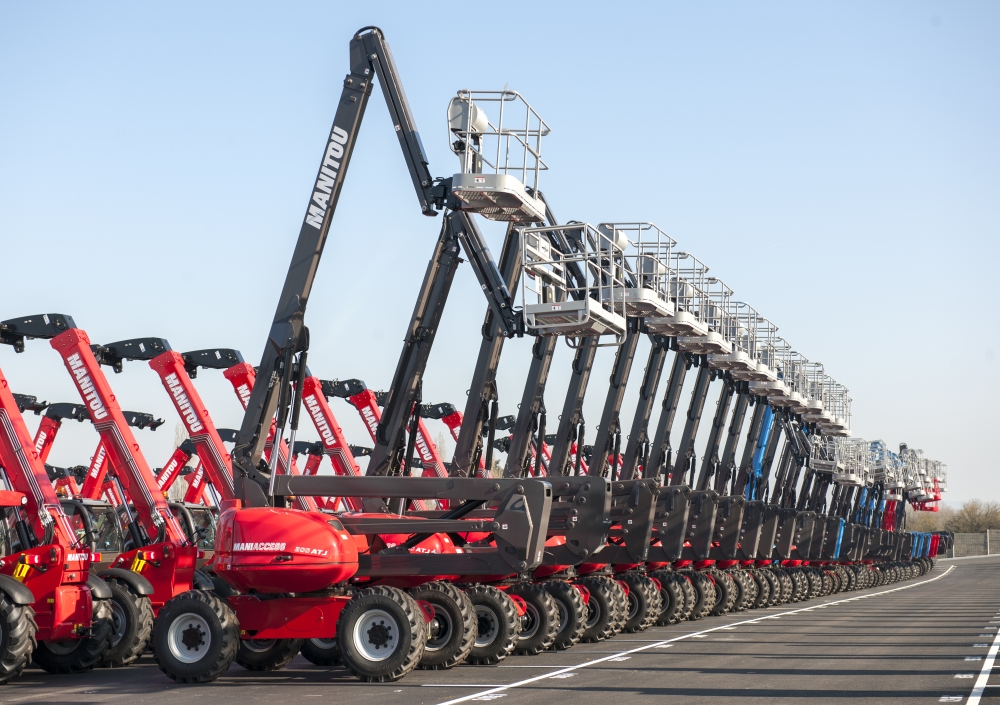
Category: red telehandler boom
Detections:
[{"x1": 0, "y1": 364, "x2": 114, "y2": 681}]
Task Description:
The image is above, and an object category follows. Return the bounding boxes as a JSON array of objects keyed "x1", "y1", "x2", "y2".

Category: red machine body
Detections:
[
  {"x1": 0, "y1": 367, "x2": 95, "y2": 643},
  {"x1": 213, "y1": 505, "x2": 358, "y2": 593}
]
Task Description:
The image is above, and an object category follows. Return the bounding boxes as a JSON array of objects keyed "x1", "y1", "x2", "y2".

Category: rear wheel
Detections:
[
  {"x1": 544, "y1": 581, "x2": 586, "y2": 650},
  {"x1": 408, "y1": 582, "x2": 475, "y2": 670},
  {"x1": 464, "y1": 585, "x2": 518, "y2": 665},
  {"x1": 100, "y1": 579, "x2": 153, "y2": 668},
  {"x1": 508, "y1": 583, "x2": 559, "y2": 655},
  {"x1": 337, "y1": 586, "x2": 425, "y2": 682},
  {"x1": 154, "y1": 590, "x2": 239, "y2": 683},
  {"x1": 708, "y1": 570, "x2": 736, "y2": 616},
  {"x1": 300, "y1": 637, "x2": 341, "y2": 666},
  {"x1": 0, "y1": 591, "x2": 36, "y2": 684},
  {"x1": 676, "y1": 573, "x2": 696, "y2": 620},
  {"x1": 650, "y1": 571, "x2": 685, "y2": 625},
  {"x1": 577, "y1": 576, "x2": 618, "y2": 643},
  {"x1": 684, "y1": 571, "x2": 715, "y2": 620},
  {"x1": 620, "y1": 574, "x2": 661, "y2": 632},
  {"x1": 750, "y1": 570, "x2": 772, "y2": 608},
  {"x1": 235, "y1": 638, "x2": 303, "y2": 671},
  {"x1": 34, "y1": 597, "x2": 113, "y2": 674}
]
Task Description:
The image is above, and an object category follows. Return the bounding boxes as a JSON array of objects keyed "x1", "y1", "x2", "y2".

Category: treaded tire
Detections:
[
  {"x1": 610, "y1": 580, "x2": 629, "y2": 635},
  {"x1": 508, "y1": 582, "x2": 558, "y2": 655},
  {"x1": 708, "y1": 569, "x2": 736, "y2": 616},
  {"x1": 803, "y1": 569, "x2": 821, "y2": 599},
  {"x1": 577, "y1": 576, "x2": 619, "y2": 643},
  {"x1": 338, "y1": 586, "x2": 425, "y2": 682},
  {"x1": 34, "y1": 597, "x2": 113, "y2": 674},
  {"x1": 676, "y1": 572, "x2": 696, "y2": 620},
  {"x1": 0, "y1": 590, "x2": 36, "y2": 684},
  {"x1": 729, "y1": 570, "x2": 754, "y2": 611},
  {"x1": 100, "y1": 578, "x2": 154, "y2": 668},
  {"x1": 620, "y1": 574, "x2": 661, "y2": 632},
  {"x1": 300, "y1": 637, "x2": 341, "y2": 666},
  {"x1": 685, "y1": 571, "x2": 716, "y2": 620},
  {"x1": 650, "y1": 570, "x2": 686, "y2": 625},
  {"x1": 544, "y1": 581, "x2": 586, "y2": 650},
  {"x1": 154, "y1": 590, "x2": 239, "y2": 683},
  {"x1": 751, "y1": 570, "x2": 773, "y2": 608},
  {"x1": 236, "y1": 638, "x2": 303, "y2": 671},
  {"x1": 408, "y1": 582, "x2": 475, "y2": 669},
  {"x1": 465, "y1": 585, "x2": 518, "y2": 665}
]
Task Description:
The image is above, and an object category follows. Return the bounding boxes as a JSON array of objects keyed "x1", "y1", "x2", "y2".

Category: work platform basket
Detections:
[
  {"x1": 449, "y1": 90, "x2": 549, "y2": 223},
  {"x1": 521, "y1": 223, "x2": 628, "y2": 345}
]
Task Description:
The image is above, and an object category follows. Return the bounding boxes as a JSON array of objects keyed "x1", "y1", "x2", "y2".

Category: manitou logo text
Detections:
[
  {"x1": 360, "y1": 406, "x2": 379, "y2": 435},
  {"x1": 157, "y1": 457, "x2": 181, "y2": 489},
  {"x1": 164, "y1": 373, "x2": 204, "y2": 433},
  {"x1": 66, "y1": 353, "x2": 108, "y2": 420},
  {"x1": 304, "y1": 395, "x2": 336, "y2": 447},
  {"x1": 304, "y1": 125, "x2": 349, "y2": 229},
  {"x1": 34, "y1": 431, "x2": 47, "y2": 453},
  {"x1": 89, "y1": 446, "x2": 108, "y2": 479},
  {"x1": 66, "y1": 553, "x2": 89, "y2": 562},
  {"x1": 236, "y1": 383, "x2": 252, "y2": 408},
  {"x1": 233, "y1": 542, "x2": 286, "y2": 552}
]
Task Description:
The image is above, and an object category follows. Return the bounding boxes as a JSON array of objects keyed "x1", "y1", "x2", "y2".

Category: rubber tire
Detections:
[
  {"x1": 338, "y1": 586, "x2": 425, "y2": 683},
  {"x1": 34, "y1": 597, "x2": 113, "y2": 674},
  {"x1": 676, "y1": 573, "x2": 696, "y2": 621},
  {"x1": 0, "y1": 591, "x2": 37, "y2": 684},
  {"x1": 154, "y1": 590, "x2": 239, "y2": 683},
  {"x1": 751, "y1": 570, "x2": 773, "y2": 609},
  {"x1": 508, "y1": 583, "x2": 559, "y2": 655},
  {"x1": 620, "y1": 574, "x2": 661, "y2": 633},
  {"x1": 465, "y1": 585, "x2": 519, "y2": 665},
  {"x1": 100, "y1": 578, "x2": 154, "y2": 668},
  {"x1": 650, "y1": 570, "x2": 686, "y2": 625},
  {"x1": 408, "y1": 582, "x2": 475, "y2": 670},
  {"x1": 708, "y1": 570, "x2": 736, "y2": 617},
  {"x1": 685, "y1": 571, "x2": 716, "y2": 621},
  {"x1": 610, "y1": 580, "x2": 629, "y2": 636},
  {"x1": 729, "y1": 570, "x2": 754, "y2": 611},
  {"x1": 544, "y1": 581, "x2": 586, "y2": 650},
  {"x1": 300, "y1": 637, "x2": 341, "y2": 666},
  {"x1": 577, "y1": 576, "x2": 619, "y2": 643},
  {"x1": 236, "y1": 638, "x2": 303, "y2": 671}
]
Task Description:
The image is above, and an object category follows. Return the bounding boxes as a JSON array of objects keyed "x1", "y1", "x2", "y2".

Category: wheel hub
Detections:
[{"x1": 475, "y1": 606, "x2": 499, "y2": 648}]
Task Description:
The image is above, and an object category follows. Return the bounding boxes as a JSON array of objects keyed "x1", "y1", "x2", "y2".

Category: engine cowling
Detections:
[{"x1": 212, "y1": 507, "x2": 358, "y2": 593}]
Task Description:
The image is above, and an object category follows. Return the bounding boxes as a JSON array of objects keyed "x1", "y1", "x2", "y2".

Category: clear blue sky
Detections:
[{"x1": 1, "y1": 2, "x2": 996, "y2": 504}]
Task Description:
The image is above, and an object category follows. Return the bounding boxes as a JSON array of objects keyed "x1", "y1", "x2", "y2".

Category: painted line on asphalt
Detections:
[
  {"x1": 433, "y1": 565, "x2": 956, "y2": 705},
  {"x1": 967, "y1": 619, "x2": 1000, "y2": 705}
]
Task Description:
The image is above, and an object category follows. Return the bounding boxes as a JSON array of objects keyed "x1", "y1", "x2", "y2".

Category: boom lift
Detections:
[{"x1": 77, "y1": 27, "x2": 559, "y2": 684}]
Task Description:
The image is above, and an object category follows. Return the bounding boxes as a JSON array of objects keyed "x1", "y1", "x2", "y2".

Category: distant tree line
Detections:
[{"x1": 906, "y1": 499, "x2": 1000, "y2": 533}]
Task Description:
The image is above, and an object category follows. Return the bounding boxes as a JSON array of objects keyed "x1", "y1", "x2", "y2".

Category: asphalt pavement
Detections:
[{"x1": 4, "y1": 556, "x2": 998, "y2": 705}]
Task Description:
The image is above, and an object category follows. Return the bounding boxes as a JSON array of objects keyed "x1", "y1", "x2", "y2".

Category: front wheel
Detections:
[
  {"x1": 464, "y1": 585, "x2": 519, "y2": 665},
  {"x1": 154, "y1": 590, "x2": 239, "y2": 683},
  {"x1": 0, "y1": 591, "x2": 37, "y2": 684},
  {"x1": 34, "y1": 597, "x2": 113, "y2": 674},
  {"x1": 408, "y1": 582, "x2": 475, "y2": 670},
  {"x1": 337, "y1": 586, "x2": 425, "y2": 683},
  {"x1": 100, "y1": 579, "x2": 154, "y2": 668},
  {"x1": 507, "y1": 583, "x2": 559, "y2": 655}
]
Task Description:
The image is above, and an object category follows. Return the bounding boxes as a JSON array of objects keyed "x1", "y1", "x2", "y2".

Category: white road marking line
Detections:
[
  {"x1": 967, "y1": 619, "x2": 1000, "y2": 705},
  {"x1": 435, "y1": 565, "x2": 956, "y2": 705}
]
